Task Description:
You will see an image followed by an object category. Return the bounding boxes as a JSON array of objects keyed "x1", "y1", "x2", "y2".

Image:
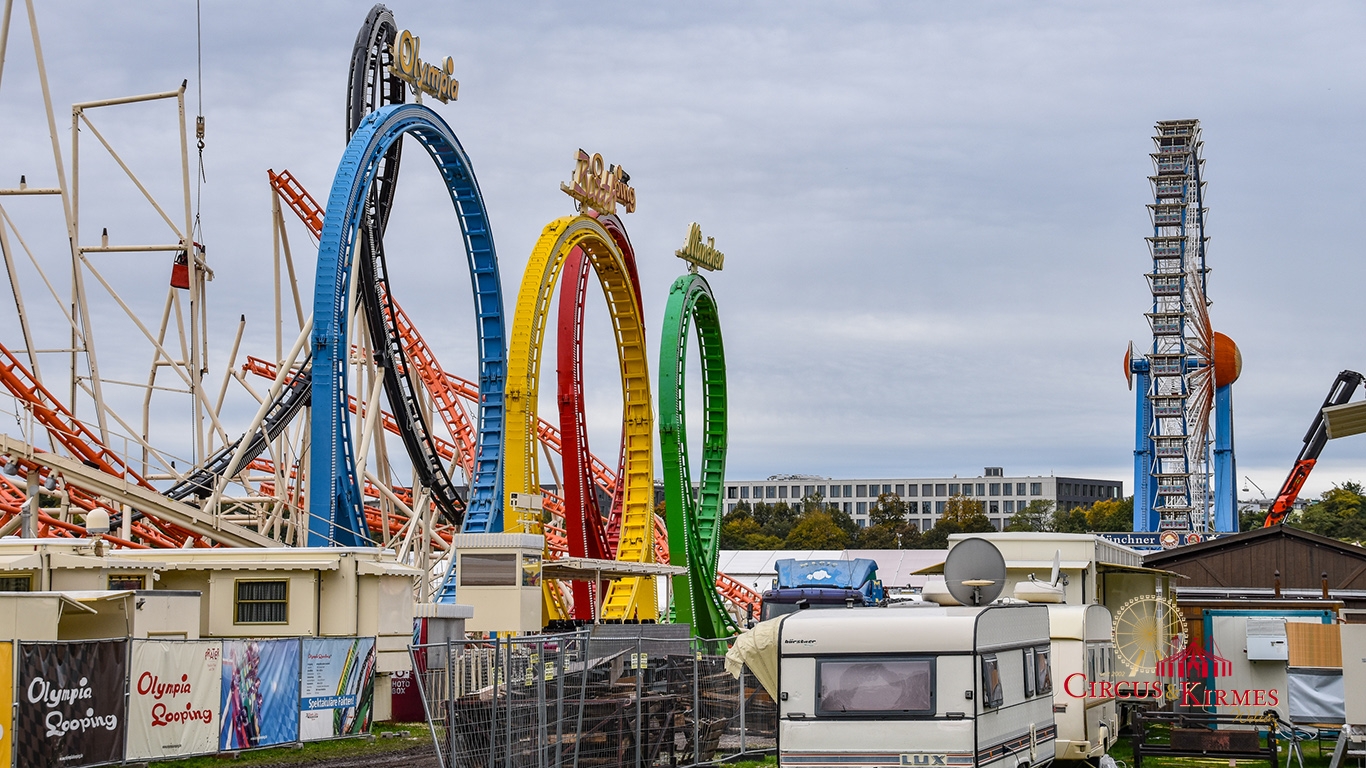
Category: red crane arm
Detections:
[{"x1": 1263, "y1": 369, "x2": 1364, "y2": 527}]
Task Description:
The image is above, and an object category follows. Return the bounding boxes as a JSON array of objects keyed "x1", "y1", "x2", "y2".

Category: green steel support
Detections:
[{"x1": 659, "y1": 273, "x2": 736, "y2": 638}]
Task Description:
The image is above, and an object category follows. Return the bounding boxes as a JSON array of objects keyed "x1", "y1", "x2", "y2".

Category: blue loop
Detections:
[{"x1": 311, "y1": 103, "x2": 506, "y2": 552}]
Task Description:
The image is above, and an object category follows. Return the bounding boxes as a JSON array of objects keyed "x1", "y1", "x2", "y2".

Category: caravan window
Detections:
[
  {"x1": 816, "y1": 658, "x2": 934, "y2": 716},
  {"x1": 981, "y1": 656, "x2": 1004, "y2": 709},
  {"x1": 1034, "y1": 647, "x2": 1053, "y2": 694},
  {"x1": 1023, "y1": 649, "x2": 1034, "y2": 697}
]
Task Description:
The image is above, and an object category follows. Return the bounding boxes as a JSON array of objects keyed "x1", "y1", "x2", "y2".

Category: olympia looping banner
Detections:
[
  {"x1": 127, "y1": 640, "x2": 223, "y2": 760},
  {"x1": 17, "y1": 639, "x2": 128, "y2": 768},
  {"x1": 300, "y1": 637, "x2": 376, "y2": 740},
  {"x1": 220, "y1": 639, "x2": 300, "y2": 750}
]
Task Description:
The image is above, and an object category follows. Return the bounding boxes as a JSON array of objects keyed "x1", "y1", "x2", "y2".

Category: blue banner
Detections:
[
  {"x1": 299, "y1": 638, "x2": 376, "y2": 740},
  {"x1": 220, "y1": 639, "x2": 300, "y2": 750}
]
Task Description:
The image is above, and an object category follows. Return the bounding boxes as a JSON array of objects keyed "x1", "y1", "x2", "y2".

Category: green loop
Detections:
[{"x1": 659, "y1": 273, "x2": 736, "y2": 637}]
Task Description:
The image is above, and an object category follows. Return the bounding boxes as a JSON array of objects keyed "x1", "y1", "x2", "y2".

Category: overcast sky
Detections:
[{"x1": 2, "y1": 2, "x2": 1366, "y2": 504}]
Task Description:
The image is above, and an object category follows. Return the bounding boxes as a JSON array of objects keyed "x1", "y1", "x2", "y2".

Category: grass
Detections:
[
  {"x1": 147, "y1": 722, "x2": 433, "y2": 768},
  {"x1": 1107, "y1": 731, "x2": 1338, "y2": 768},
  {"x1": 725, "y1": 757, "x2": 777, "y2": 768}
]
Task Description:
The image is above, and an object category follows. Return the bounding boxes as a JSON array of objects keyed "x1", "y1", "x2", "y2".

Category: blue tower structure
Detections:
[{"x1": 1128, "y1": 119, "x2": 1238, "y2": 542}]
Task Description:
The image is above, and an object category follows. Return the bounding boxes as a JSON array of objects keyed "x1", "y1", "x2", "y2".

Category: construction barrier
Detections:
[
  {"x1": 0, "y1": 636, "x2": 377, "y2": 767},
  {"x1": 411, "y1": 630, "x2": 775, "y2": 768}
]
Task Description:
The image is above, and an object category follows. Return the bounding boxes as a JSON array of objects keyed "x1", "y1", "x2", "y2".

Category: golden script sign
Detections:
[
  {"x1": 389, "y1": 30, "x2": 458, "y2": 103},
  {"x1": 676, "y1": 222, "x2": 724, "y2": 272},
  {"x1": 561, "y1": 150, "x2": 636, "y2": 215}
]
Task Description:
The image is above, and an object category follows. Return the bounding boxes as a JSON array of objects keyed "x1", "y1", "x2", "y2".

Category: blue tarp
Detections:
[{"x1": 774, "y1": 558, "x2": 878, "y2": 589}]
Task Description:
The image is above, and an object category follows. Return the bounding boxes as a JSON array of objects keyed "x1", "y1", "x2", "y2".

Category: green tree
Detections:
[
  {"x1": 753, "y1": 501, "x2": 801, "y2": 541},
  {"x1": 1085, "y1": 497, "x2": 1133, "y2": 532},
  {"x1": 828, "y1": 506, "x2": 860, "y2": 542},
  {"x1": 784, "y1": 510, "x2": 850, "y2": 549},
  {"x1": 1005, "y1": 500, "x2": 1053, "y2": 532},
  {"x1": 921, "y1": 494, "x2": 993, "y2": 549},
  {"x1": 1240, "y1": 505, "x2": 1266, "y2": 532},
  {"x1": 1293, "y1": 482, "x2": 1366, "y2": 543},
  {"x1": 860, "y1": 493, "x2": 922, "y2": 548},
  {"x1": 1050, "y1": 506, "x2": 1090, "y2": 533},
  {"x1": 718, "y1": 502, "x2": 785, "y2": 549}
]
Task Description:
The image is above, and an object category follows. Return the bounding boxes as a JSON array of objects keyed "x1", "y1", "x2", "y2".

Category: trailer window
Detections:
[
  {"x1": 1034, "y1": 647, "x2": 1052, "y2": 694},
  {"x1": 981, "y1": 656, "x2": 1003, "y2": 709},
  {"x1": 1023, "y1": 649, "x2": 1034, "y2": 697},
  {"x1": 816, "y1": 658, "x2": 933, "y2": 716}
]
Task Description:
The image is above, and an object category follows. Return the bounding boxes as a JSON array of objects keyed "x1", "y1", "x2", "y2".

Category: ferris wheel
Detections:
[{"x1": 1127, "y1": 119, "x2": 1240, "y2": 540}]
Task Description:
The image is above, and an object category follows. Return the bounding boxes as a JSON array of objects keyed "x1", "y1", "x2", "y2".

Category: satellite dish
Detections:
[{"x1": 944, "y1": 538, "x2": 1007, "y2": 606}]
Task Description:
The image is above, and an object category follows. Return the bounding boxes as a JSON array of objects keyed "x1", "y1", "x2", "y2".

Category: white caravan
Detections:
[
  {"x1": 1046, "y1": 604, "x2": 1117, "y2": 763},
  {"x1": 775, "y1": 603, "x2": 1057, "y2": 768}
]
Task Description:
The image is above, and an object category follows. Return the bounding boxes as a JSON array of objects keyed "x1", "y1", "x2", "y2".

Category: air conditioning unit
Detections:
[{"x1": 1247, "y1": 618, "x2": 1288, "y2": 661}]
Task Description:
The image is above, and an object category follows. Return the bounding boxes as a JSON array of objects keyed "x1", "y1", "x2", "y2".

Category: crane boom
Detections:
[{"x1": 1263, "y1": 369, "x2": 1364, "y2": 527}]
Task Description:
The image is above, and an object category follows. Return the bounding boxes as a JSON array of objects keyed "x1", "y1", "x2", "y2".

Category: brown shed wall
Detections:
[{"x1": 1148, "y1": 529, "x2": 1366, "y2": 592}]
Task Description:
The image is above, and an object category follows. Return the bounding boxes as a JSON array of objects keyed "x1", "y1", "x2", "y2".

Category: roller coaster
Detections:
[{"x1": 0, "y1": 3, "x2": 758, "y2": 634}]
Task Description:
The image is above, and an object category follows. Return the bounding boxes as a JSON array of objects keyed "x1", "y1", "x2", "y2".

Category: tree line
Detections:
[
  {"x1": 1252, "y1": 481, "x2": 1366, "y2": 543},
  {"x1": 718, "y1": 492, "x2": 1134, "y2": 551}
]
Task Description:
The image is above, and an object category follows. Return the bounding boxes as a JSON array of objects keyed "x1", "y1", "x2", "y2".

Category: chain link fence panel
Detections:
[{"x1": 411, "y1": 628, "x2": 774, "y2": 768}]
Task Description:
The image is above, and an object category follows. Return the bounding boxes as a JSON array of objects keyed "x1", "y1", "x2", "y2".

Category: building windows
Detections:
[
  {"x1": 1004, "y1": 501, "x2": 1015, "y2": 514},
  {"x1": 843, "y1": 502, "x2": 852, "y2": 514},
  {"x1": 763, "y1": 486, "x2": 774, "y2": 498},
  {"x1": 882, "y1": 484, "x2": 892, "y2": 495},
  {"x1": 843, "y1": 485, "x2": 853, "y2": 497},
  {"x1": 727, "y1": 486, "x2": 737, "y2": 499},
  {"x1": 804, "y1": 485, "x2": 814, "y2": 497},
  {"x1": 817, "y1": 485, "x2": 827, "y2": 498},
  {"x1": 857, "y1": 502, "x2": 867, "y2": 515},
  {"x1": 108, "y1": 574, "x2": 145, "y2": 590},
  {"x1": 829, "y1": 485, "x2": 841, "y2": 499},
  {"x1": 728, "y1": 503, "x2": 736, "y2": 513},
  {"x1": 989, "y1": 483, "x2": 999, "y2": 496},
  {"x1": 792, "y1": 485, "x2": 801, "y2": 498},
  {"x1": 1030, "y1": 483, "x2": 1042, "y2": 496},
  {"x1": 906, "y1": 484, "x2": 917, "y2": 497},
  {"x1": 0, "y1": 575, "x2": 31, "y2": 592},
  {"x1": 234, "y1": 579, "x2": 288, "y2": 624},
  {"x1": 949, "y1": 484, "x2": 960, "y2": 495},
  {"x1": 935, "y1": 484, "x2": 946, "y2": 496},
  {"x1": 989, "y1": 501, "x2": 999, "y2": 514},
  {"x1": 976, "y1": 483, "x2": 985, "y2": 495},
  {"x1": 856, "y1": 485, "x2": 867, "y2": 497},
  {"x1": 922, "y1": 501, "x2": 932, "y2": 514},
  {"x1": 935, "y1": 501, "x2": 945, "y2": 514},
  {"x1": 923, "y1": 484, "x2": 933, "y2": 496},
  {"x1": 778, "y1": 486, "x2": 788, "y2": 499},
  {"x1": 895, "y1": 484, "x2": 905, "y2": 496},
  {"x1": 857, "y1": 518, "x2": 867, "y2": 528},
  {"x1": 740, "y1": 486, "x2": 749, "y2": 499},
  {"x1": 1017, "y1": 483, "x2": 1028, "y2": 495}
]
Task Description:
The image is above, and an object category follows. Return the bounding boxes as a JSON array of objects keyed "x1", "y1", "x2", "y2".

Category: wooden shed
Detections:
[{"x1": 1144, "y1": 525, "x2": 1366, "y2": 609}]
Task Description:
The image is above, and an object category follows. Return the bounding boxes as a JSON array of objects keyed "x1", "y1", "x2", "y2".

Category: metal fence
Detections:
[{"x1": 410, "y1": 629, "x2": 775, "y2": 768}]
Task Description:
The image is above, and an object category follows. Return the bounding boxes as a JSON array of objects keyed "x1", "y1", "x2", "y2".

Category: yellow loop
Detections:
[{"x1": 505, "y1": 215, "x2": 656, "y2": 622}]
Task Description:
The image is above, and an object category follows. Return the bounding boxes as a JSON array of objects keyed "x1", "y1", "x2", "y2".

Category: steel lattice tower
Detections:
[{"x1": 1132, "y1": 119, "x2": 1219, "y2": 537}]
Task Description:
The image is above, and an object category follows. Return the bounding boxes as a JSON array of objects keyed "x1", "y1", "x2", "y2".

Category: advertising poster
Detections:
[
  {"x1": 17, "y1": 639, "x2": 127, "y2": 768},
  {"x1": 300, "y1": 637, "x2": 376, "y2": 740},
  {"x1": 127, "y1": 640, "x2": 223, "y2": 760},
  {"x1": 0, "y1": 641, "x2": 12, "y2": 766},
  {"x1": 220, "y1": 639, "x2": 300, "y2": 750}
]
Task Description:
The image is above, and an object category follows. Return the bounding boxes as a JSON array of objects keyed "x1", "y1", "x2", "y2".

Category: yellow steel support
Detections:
[{"x1": 505, "y1": 215, "x2": 656, "y2": 621}]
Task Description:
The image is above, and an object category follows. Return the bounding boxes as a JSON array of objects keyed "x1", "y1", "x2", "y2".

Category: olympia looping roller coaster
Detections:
[{"x1": 0, "y1": 2, "x2": 763, "y2": 633}]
